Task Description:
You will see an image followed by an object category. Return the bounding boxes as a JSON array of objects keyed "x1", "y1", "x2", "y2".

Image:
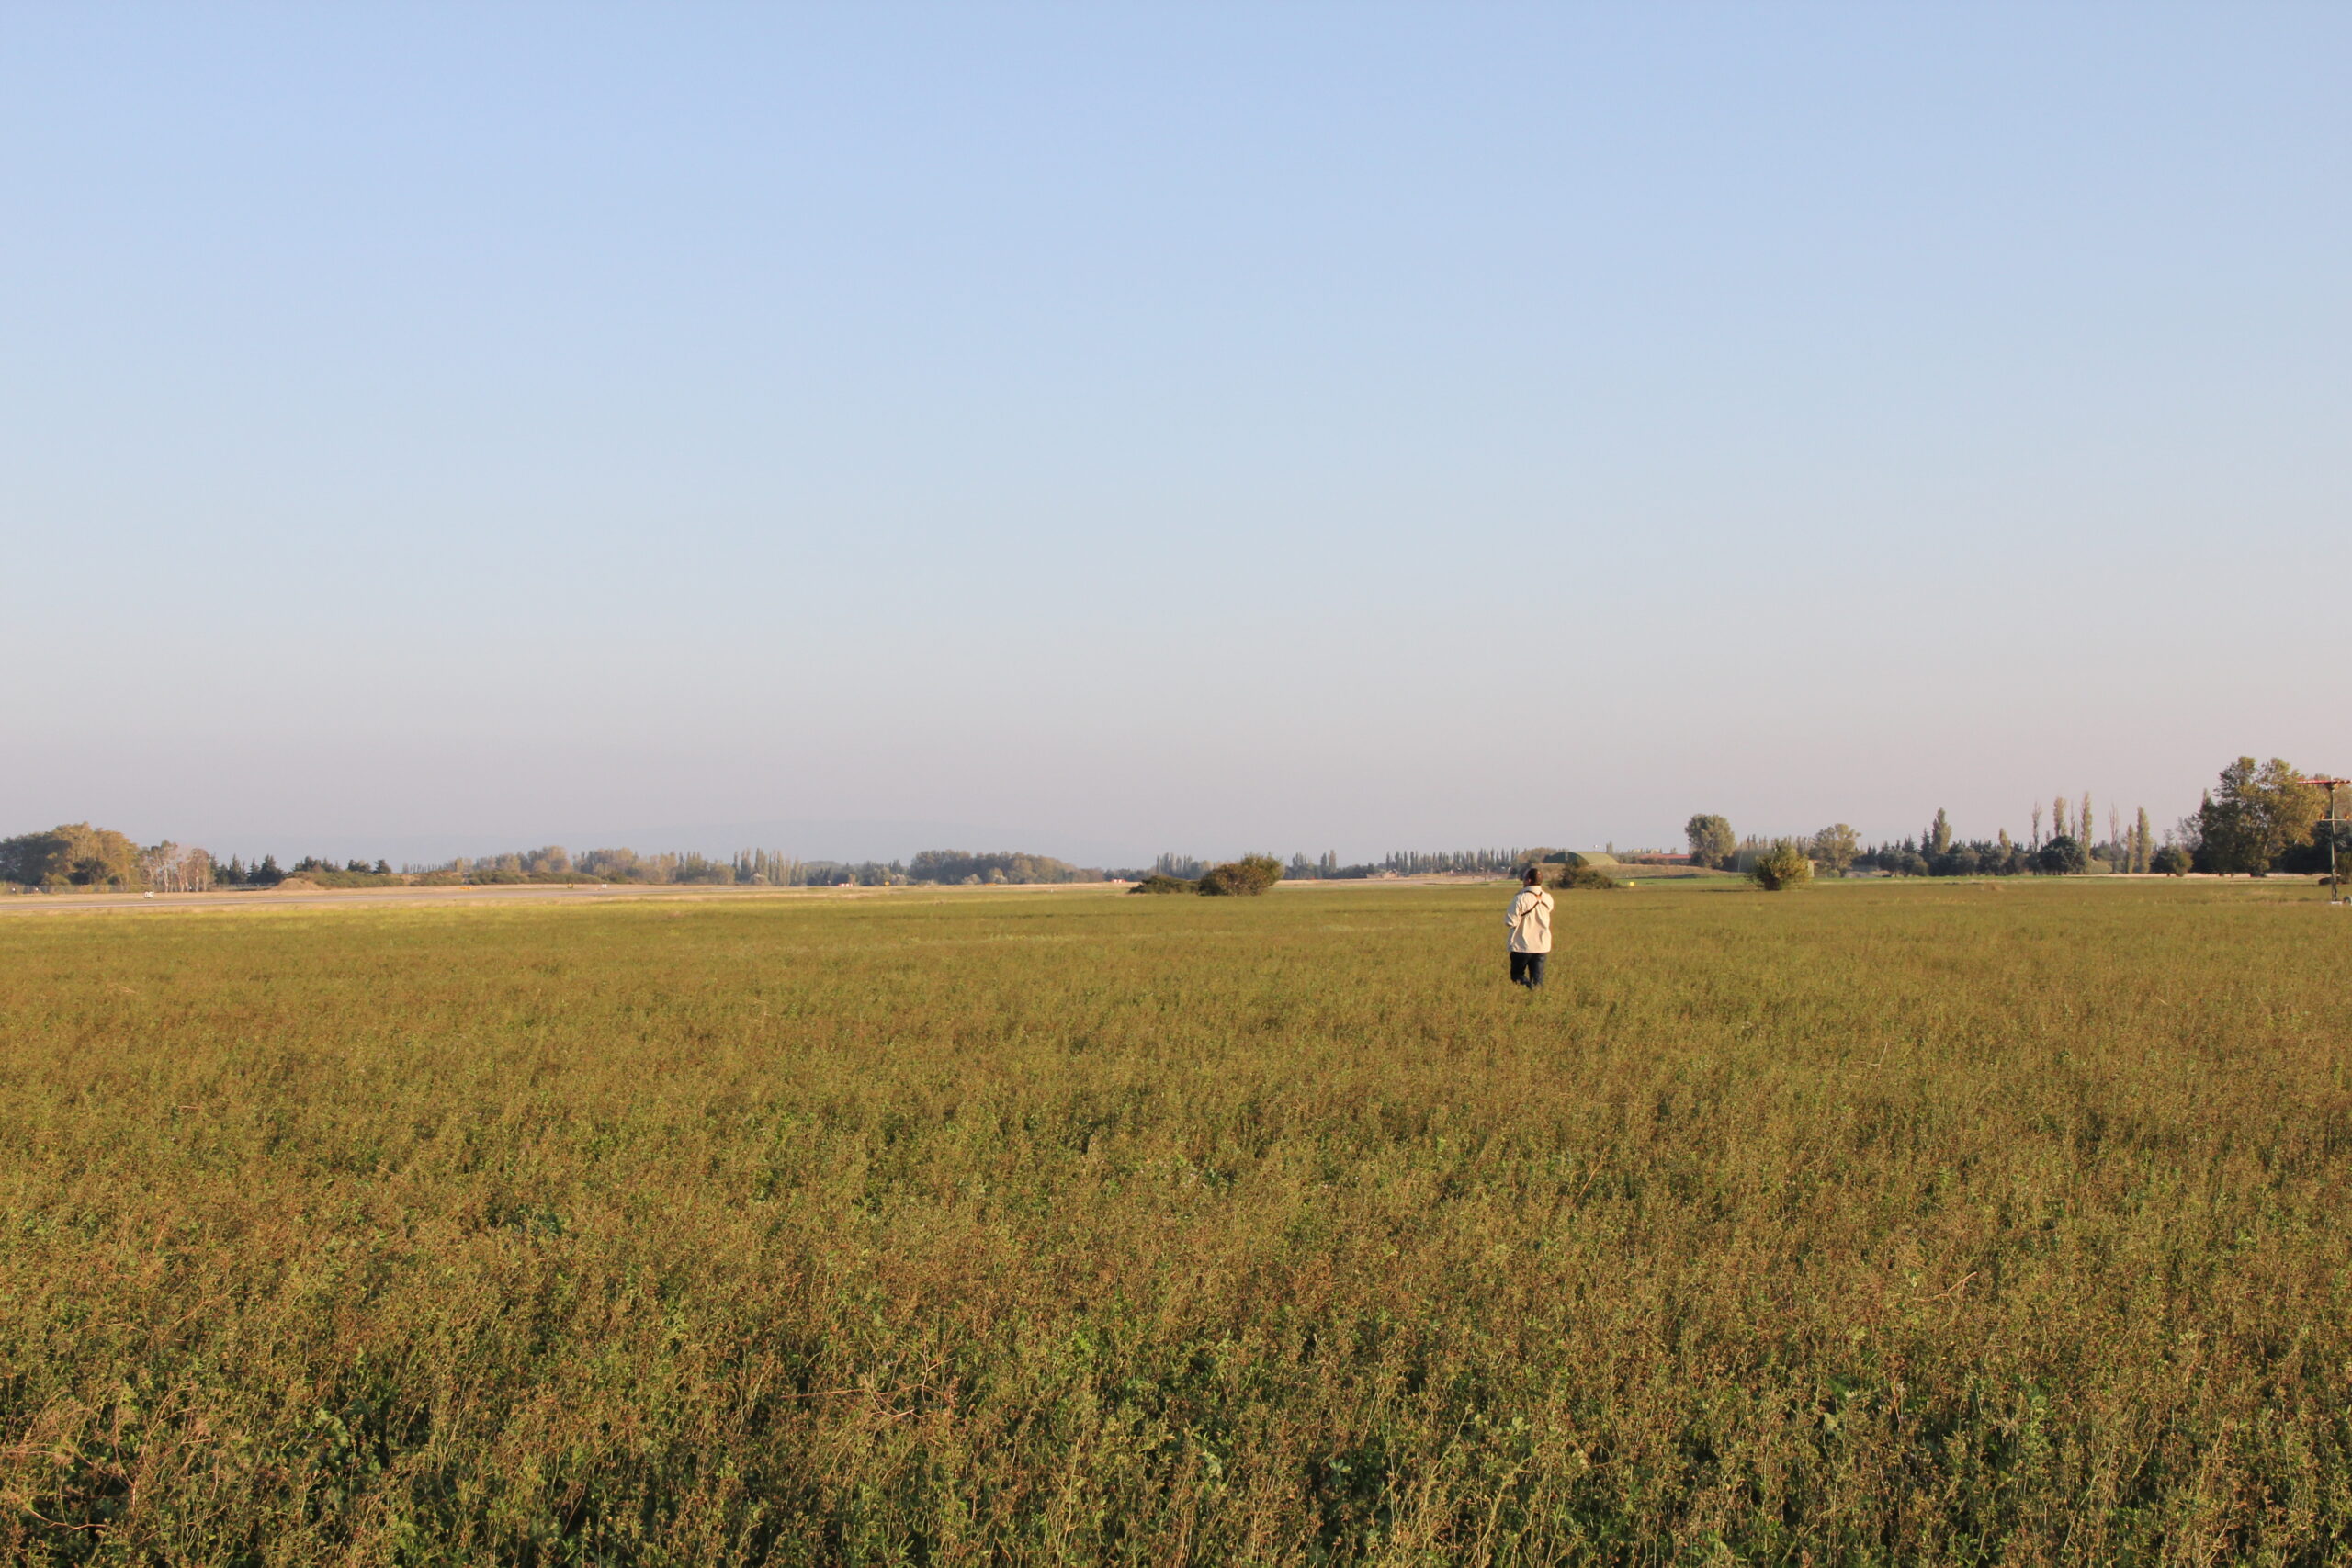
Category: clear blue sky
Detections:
[{"x1": 6, "y1": 5, "x2": 2347, "y2": 864}]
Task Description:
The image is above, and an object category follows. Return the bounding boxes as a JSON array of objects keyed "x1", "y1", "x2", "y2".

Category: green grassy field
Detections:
[{"x1": 4, "y1": 880, "x2": 2349, "y2": 1564}]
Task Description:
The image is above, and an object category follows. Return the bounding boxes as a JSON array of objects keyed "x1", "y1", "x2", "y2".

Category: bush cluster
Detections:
[
  {"x1": 1198, "y1": 855, "x2": 1284, "y2": 897},
  {"x1": 1750, "y1": 842, "x2": 1815, "y2": 891},
  {"x1": 1128, "y1": 855, "x2": 1286, "y2": 897}
]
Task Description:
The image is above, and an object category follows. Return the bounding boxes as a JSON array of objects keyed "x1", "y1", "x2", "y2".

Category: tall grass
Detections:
[{"x1": 3, "y1": 881, "x2": 2347, "y2": 1563}]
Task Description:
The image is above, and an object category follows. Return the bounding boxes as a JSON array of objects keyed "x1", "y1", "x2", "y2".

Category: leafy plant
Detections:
[
  {"x1": 1198, "y1": 854, "x2": 1283, "y2": 897},
  {"x1": 1749, "y1": 841, "x2": 1814, "y2": 890},
  {"x1": 2196, "y1": 758, "x2": 2325, "y2": 875},
  {"x1": 1684, "y1": 814, "x2": 1735, "y2": 868},
  {"x1": 2037, "y1": 834, "x2": 2088, "y2": 874}
]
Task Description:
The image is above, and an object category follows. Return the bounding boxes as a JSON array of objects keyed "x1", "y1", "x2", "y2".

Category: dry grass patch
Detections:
[{"x1": 2, "y1": 882, "x2": 2347, "y2": 1563}]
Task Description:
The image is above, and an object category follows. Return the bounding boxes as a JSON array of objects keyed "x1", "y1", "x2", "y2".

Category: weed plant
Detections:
[{"x1": 2, "y1": 881, "x2": 2348, "y2": 1563}]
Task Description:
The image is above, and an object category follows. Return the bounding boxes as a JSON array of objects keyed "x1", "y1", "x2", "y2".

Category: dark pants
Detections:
[{"x1": 1510, "y1": 951, "x2": 1546, "y2": 988}]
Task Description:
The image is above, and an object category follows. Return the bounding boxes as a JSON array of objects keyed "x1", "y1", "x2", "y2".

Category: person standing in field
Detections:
[{"x1": 1505, "y1": 865, "x2": 1554, "y2": 988}]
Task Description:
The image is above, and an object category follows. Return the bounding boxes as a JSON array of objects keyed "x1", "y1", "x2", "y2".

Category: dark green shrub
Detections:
[
  {"x1": 1751, "y1": 843, "x2": 1814, "y2": 891},
  {"x1": 1551, "y1": 864, "x2": 1622, "y2": 891},
  {"x1": 2151, "y1": 845, "x2": 2192, "y2": 876},
  {"x1": 2036, "y1": 835, "x2": 2088, "y2": 875},
  {"x1": 1198, "y1": 855, "x2": 1283, "y2": 897},
  {"x1": 1128, "y1": 875, "x2": 1197, "y2": 895}
]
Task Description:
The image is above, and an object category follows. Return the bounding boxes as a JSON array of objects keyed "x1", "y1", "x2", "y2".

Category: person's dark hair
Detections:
[{"x1": 1522, "y1": 866, "x2": 1542, "y2": 885}]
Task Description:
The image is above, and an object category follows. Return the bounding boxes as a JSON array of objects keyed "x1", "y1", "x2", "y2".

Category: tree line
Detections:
[
  {"x1": 0, "y1": 826, "x2": 218, "y2": 892},
  {"x1": 6, "y1": 832, "x2": 1573, "y2": 894},
  {"x1": 1131, "y1": 855, "x2": 1285, "y2": 897},
  {"x1": 1683, "y1": 756, "x2": 2346, "y2": 882},
  {"x1": 1145, "y1": 849, "x2": 1535, "y2": 883},
  {"x1": 0, "y1": 834, "x2": 1134, "y2": 891},
  {"x1": 12, "y1": 756, "x2": 2336, "y2": 893}
]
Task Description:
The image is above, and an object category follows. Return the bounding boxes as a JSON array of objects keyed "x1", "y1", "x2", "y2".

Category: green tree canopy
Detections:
[
  {"x1": 2196, "y1": 758, "x2": 2323, "y2": 874},
  {"x1": 0, "y1": 823, "x2": 142, "y2": 888},
  {"x1": 1809, "y1": 824, "x2": 1860, "y2": 876},
  {"x1": 2037, "y1": 835, "x2": 2088, "y2": 874},
  {"x1": 908, "y1": 850, "x2": 1086, "y2": 885},
  {"x1": 1684, "y1": 814, "x2": 1735, "y2": 868},
  {"x1": 1198, "y1": 854, "x2": 1283, "y2": 897},
  {"x1": 1750, "y1": 841, "x2": 1813, "y2": 891}
]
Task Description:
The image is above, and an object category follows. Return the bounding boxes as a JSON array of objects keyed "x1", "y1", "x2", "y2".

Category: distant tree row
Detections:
[
  {"x1": 217, "y1": 855, "x2": 285, "y2": 886},
  {"x1": 1131, "y1": 855, "x2": 1284, "y2": 897},
  {"x1": 1681, "y1": 758, "x2": 2345, "y2": 883},
  {"x1": 1151, "y1": 848, "x2": 1534, "y2": 883},
  {"x1": 406, "y1": 846, "x2": 1115, "y2": 888},
  {"x1": 0, "y1": 825, "x2": 219, "y2": 891},
  {"x1": 906, "y1": 850, "x2": 1099, "y2": 885},
  {"x1": 0, "y1": 829, "x2": 427, "y2": 893},
  {"x1": 0, "y1": 832, "x2": 1052, "y2": 892},
  {"x1": 17, "y1": 757, "x2": 2339, "y2": 895},
  {"x1": 1160, "y1": 846, "x2": 1639, "y2": 886}
]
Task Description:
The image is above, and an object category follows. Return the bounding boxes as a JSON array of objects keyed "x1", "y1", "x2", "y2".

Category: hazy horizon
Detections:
[
  {"x1": 17, "y1": 795, "x2": 2229, "y2": 876},
  {"x1": 8, "y1": 6, "x2": 2346, "y2": 858}
]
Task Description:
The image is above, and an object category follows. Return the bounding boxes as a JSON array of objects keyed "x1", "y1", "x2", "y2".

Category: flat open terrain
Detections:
[
  {"x1": 0, "y1": 883, "x2": 899, "y2": 917},
  {"x1": 4, "y1": 881, "x2": 2348, "y2": 1564}
]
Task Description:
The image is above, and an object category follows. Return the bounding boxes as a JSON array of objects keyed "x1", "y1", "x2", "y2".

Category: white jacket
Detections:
[{"x1": 1506, "y1": 885, "x2": 1555, "y2": 953}]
